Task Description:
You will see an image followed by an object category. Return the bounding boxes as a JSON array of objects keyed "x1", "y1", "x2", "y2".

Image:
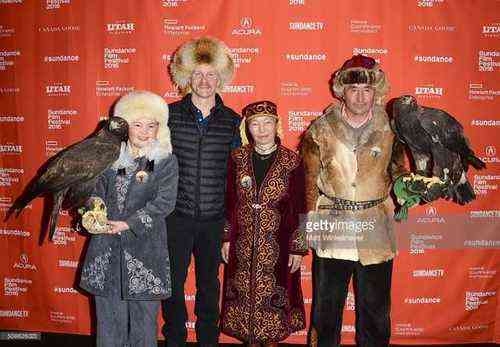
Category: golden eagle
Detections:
[
  {"x1": 4, "y1": 116, "x2": 128, "y2": 240},
  {"x1": 392, "y1": 95, "x2": 486, "y2": 205}
]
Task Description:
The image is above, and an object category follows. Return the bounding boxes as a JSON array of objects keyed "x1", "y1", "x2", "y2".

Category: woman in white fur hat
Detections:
[{"x1": 79, "y1": 90, "x2": 178, "y2": 347}]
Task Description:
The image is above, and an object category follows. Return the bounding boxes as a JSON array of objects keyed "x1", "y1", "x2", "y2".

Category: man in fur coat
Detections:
[
  {"x1": 302, "y1": 55, "x2": 407, "y2": 347},
  {"x1": 162, "y1": 37, "x2": 241, "y2": 347}
]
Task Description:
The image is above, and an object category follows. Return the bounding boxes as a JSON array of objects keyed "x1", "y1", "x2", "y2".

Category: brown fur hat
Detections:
[
  {"x1": 332, "y1": 54, "x2": 389, "y2": 105},
  {"x1": 170, "y1": 36, "x2": 234, "y2": 95}
]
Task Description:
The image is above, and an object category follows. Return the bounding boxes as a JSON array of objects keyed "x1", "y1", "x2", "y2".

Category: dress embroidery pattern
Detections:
[
  {"x1": 124, "y1": 250, "x2": 167, "y2": 295},
  {"x1": 81, "y1": 250, "x2": 112, "y2": 290},
  {"x1": 136, "y1": 208, "x2": 153, "y2": 229},
  {"x1": 222, "y1": 146, "x2": 305, "y2": 342},
  {"x1": 115, "y1": 162, "x2": 138, "y2": 213}
]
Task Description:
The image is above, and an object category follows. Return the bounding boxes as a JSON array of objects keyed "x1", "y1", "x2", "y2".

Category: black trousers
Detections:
[
  {"x1": 161, "y1": 214, "x2": 223, "y2": 347},
  {"x1": 311, "y1": 255, "x2": 393, "y2": 347}
]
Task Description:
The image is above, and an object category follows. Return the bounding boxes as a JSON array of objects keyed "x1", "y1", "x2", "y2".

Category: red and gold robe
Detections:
[{"x1": 221, "y1": 144, "x2": 307, "y2": 343}]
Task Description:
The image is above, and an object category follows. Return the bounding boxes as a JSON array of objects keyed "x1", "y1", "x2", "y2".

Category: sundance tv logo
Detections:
[
  {"x1": 13, "y1": 254, "x2": 37, "y2": 271},
  {"x1": 232, "y1": 17, "x2": 262, "y2": 36},
  {"x1": 289, "y1": 21, "x2": 325, "y2": 31},
  {"x1": 106, "y1": 21, "x2": 135, "y2": 34}
]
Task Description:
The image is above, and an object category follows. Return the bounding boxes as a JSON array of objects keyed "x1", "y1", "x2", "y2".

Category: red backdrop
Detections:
[{"x1": 0, "y1": 0, "x2": 499, "y2": 344}]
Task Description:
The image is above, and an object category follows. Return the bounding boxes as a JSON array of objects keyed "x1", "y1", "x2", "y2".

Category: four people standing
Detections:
[{"x1": 81, "y1": 32, "x2": 405, "y2": 346}]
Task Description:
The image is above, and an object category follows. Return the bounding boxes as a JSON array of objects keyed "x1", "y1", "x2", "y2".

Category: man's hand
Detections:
[
  {"x1": 106, "y1": 220, "x2": 129, "y2": 235},
  {"x1": 288, "y1": 254, "x2": 303, "y2": 273},
  {"x1": 221, "y1": 242, "x2": 230, "y2": 263}
]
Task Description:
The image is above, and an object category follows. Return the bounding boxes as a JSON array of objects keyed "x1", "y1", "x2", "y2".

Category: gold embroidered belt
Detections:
[{"x1": 318, "y1": 195, "x2": 387, "y2": 211}]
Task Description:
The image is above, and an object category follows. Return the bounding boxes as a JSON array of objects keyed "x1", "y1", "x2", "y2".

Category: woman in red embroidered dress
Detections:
[{"x1": 220, "y1": 101, "x2": 307, "y2": 346}]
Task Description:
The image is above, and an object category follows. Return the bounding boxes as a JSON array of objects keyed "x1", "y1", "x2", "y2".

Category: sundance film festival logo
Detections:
[
  {"x1": 52, "y1": 227, "x2": 76, "y2": 246},
  {"x1": 478, "y1": 51, "x2": 500, "y2": 72},
  {"x1": 0, "y1": 143, "x2": 22, "y2": 154},
  {"x1": 0, "y1": 50, "x2": 20, "y2": 71},
  {"x1": 417, "y1": 0, "x2": 444, "y2": 7},
  {"x1": 13, "y1": 254, "x2": 37, "y2": 271},
  {"x1": 289, "y1": 21, "x2": 325, "y2": 31},
  {"x1": 482, "y1": 23, "x2": 500, "y2": 38},
  {"x1": 415, "y1": 85, "x2": 443, "y2": 98},
  {"x1": 0, "y1": 0, "x2": 23, "y2": 3},
  {"x1": 46, "y1": 0, "x2": 70, "y2": 10},
  {"x1": 232, "y1": 17, "x2": 262, "y2": 36},
  {"x1": 288, "y1": 110, "x2": 321, "y2": 132},
  {"x1": 0, "y1": 167, "x2": 23, "y2": 187},
  {"x1": 4, "y1": 277, "x2": 31, "y2": 296},
  {"x1": 0, "y1": 228, "x2": 30, "y2": 237},
  {"x1": 465, "y1": 291, "x2": 496, "y2": 311},
  {"x1": 229, "y1": 47, "x2": 260, "y2": 68},
  {"x1": 473, "y1": 173, "x2": 499, "y2": 196},
  {"x1": 46, "y1": 83, "x2": 71, "y2": 97},
  {"x1": 48, "y1": 109, "x2": 76, "y2": 130},
  {"x1": 163, "y1": 18, "x2": 205, "y2": 36},
  {"x1": 104, "y1": 47, "x2": 136, "y2": 69},
  {"x1": 106, "y1": 21, "x2": 135, "y2": 34},
  {"x1": 414, "y1": 55, "x2": 453, "y2": 63}
]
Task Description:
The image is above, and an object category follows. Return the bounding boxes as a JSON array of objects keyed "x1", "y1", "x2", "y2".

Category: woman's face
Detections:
[
  {"x1": 128, "y1": 117, "x2": 159, "y2": 149},
  {"x1": 248, "y1": 115, "x2": 277, "y2": 147}
]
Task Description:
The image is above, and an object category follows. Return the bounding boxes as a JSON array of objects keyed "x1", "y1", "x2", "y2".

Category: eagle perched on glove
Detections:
[
  {"x1": 4, "y1": 117, "x2": 128, "y2": 240},
  {"x1": 392, "y1": 95, "x2": 486, "y2": 207}
]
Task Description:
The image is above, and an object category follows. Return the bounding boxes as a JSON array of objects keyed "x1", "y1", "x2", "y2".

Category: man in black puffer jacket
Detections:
[{"x1": 162, "y1": 36, "x2": 241, "y2": 347}]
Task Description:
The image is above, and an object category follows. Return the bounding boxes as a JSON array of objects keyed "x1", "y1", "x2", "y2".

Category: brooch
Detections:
[
  {"x1": 241, "y1": 175, "x2": 252, "y2": 188},
  {"x1": 135, "y1": 170, "x2": 149, "y2": 183},
  {"x1": 370, "y1": 146, "x2": 382, "y2": 157}
]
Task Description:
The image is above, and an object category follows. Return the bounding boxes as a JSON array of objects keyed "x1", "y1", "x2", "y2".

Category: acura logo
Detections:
[
  {"x1": 426, "y1": 206, "x2": 437, "y2": 216},
  {"x1": 486, "y1": 146, "x2": 496, "y2": 157},
  {"x1": 240, "y1": 17, "x2": 252, "y2": 28}
]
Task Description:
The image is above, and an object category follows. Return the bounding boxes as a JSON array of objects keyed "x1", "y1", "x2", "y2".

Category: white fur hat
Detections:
[
  {"x1": 170, "y1": 36, "x2": 234, "y2": 95},
  {"x1": 114, "y1": 90, "x2": 172, "y2": 158}
]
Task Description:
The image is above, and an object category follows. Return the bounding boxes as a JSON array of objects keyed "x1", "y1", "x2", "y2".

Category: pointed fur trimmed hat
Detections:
[
  {"x1": 332, "y1": 54, "x2": 389, "y2": 105},
  {"x1": 170, "y1": 36, "x2": 234, "y2": 95}
]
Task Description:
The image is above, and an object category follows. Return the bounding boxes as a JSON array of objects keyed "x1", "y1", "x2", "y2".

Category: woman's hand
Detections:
[
  {"x1": 221, "y1": 242, "x2": 230, "y2": 263},
  {"x1": 288, "y1": 254, "x2": 303, "y2": 273},
  {"x1": 106, "y1": 220, "x2": 129, "y2": 235}
]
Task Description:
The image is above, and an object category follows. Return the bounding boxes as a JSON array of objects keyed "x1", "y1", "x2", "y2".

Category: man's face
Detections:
[
  {"x1": 343, "y1": 83, "x2": 375, "y2": 117},
  {"x1": 190, "y1": 64, "x2": 219, "y2": 99}
]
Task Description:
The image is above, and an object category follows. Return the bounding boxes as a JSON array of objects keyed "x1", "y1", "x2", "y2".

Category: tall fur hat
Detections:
[
  {"x1": 332, "y1": 54, "x2": 389, "y2": 105},
  {"x1": 114, "y1": 90, "x2": 172, "y2": 158},
  {"x1": 170, "y1": 36, "x2": 234, "y2": 94}
]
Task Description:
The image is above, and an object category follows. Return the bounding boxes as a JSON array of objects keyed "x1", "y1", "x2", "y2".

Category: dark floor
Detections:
[{"x1": 0, "y1": 333, "x2": 497, "y2": 347}]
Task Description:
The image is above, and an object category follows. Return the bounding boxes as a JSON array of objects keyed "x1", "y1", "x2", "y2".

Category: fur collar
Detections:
[{"x1": 111, "y1": 140, "x2": 171, "y2": 170}]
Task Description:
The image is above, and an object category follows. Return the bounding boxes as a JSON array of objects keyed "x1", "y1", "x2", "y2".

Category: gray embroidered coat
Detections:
[{"x1": 80, "y1": 154, "x2": 178, "y2": 300}]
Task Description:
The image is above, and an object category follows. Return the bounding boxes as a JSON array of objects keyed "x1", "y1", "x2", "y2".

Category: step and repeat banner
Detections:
[{"x1": 0, "y1": 0, "x2": 499, "y2": 344}]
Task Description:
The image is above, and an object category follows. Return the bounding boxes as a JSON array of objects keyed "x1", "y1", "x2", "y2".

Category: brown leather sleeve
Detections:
[{"x1": 301, "y1": 131, "x2": 321, "y2": 212}]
